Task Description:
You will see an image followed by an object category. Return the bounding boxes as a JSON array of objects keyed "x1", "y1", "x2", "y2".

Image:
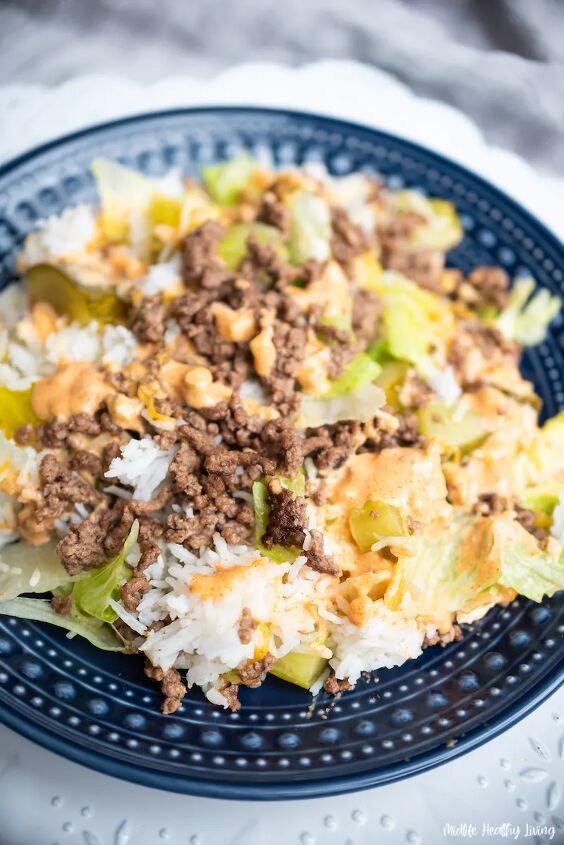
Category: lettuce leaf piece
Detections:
[
  {"x1": 495, "y1": 277, "x2": 561, "y2": 346},
  {"x1": 202, "y1": 152, "x2": 256, "y2": 206},
  {"x1": 277, "y1": 466, "x2": 306, "y2": 497},
  {"x1": 520, "y1": 484, "x2": 562, "y2": 517},
  {"x1": 71, "y1": 521, "x2": 139, "y2": 624},
  {"x1": 0, "y1": 597, "x2": 127, "y2": 651},
  {"x1": 218, "y1": 223, "x2": 284, "y2": 270},
  {"x1": 299, "y1": 382, "x2": 385, "y2": 428},
  {"x1": 498, "y1": 544, "x2": 564, "y2": 603},
  {"x1": 380, "y1": 272, "x2": 455, "y2": 368},
  {"x1": 271, "y1": 651, "x2": 328, "y2": 690},
  {"x1": 288, "y1": 192, "x2": 331, "y2": 264},
  {"x1": 252, "y1": 481, "x2": 299, "y2": 564},
  {"x1": 91, "y1": 158, "x2": 154, "y2": 245},
  {"x1": 385, "y1": 514, "x2": 478, "y2": 619},
  {"x1": 323, "y1": 353, "x2": 381, "y2": 399},
  {"x1": 0, "y1": 539, "x2": 81, "y2": 602}
]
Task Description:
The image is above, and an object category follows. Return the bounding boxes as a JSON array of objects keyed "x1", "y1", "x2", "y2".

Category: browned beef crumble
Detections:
[
  {"x1": 399, "y1": 370, "x2": 435, "y2": 410},
  {"x1": 14, "y1": 423, "x2": 34, "y2": 446},
  {"x1": 305, "y1": 528, "x2": 339, "y2": 576},
  {"x1": 256, "y1": 192, "x2": 291, "y2": 237},
  {"x1": 514, "y1": 505, "x2": 548, "y2": 542},
  {"x1": 51, "y1": 594, "x2": 72, "y2": 616},
  {"x1": 423, "y1": 625, "x2": 463, "y2": 648},
  {"x1": 454, "y1": 265, "x2": 510, "y2": 310},
  {"x1": 384, "y1": 248, "x2": 444, "y2": 292},
  {"x1": 472, "y1": 492, "x2": 508, "y2": 516},
  {"x1": 262, "y1": 480, "x2": 308, "y2": 549},
  {"x1": 351, "y1": 289, "x2": 381, "y2": 348},
  {"x1": 182, "y1": 220, "x2": 232, "y2": 289},
  {"x1": 237, "y1": 607, "x2": 257, "y2": 644},
  {"x1": 57, "y1": 510, "x2": 111, "y2": 574},
  {"x1": 70, "y1": 449, "x2": 103, "y2": 476},
  {"x1": 378, "y1": 211, "x2": 426, "y2": 254},
  {"x1": 222, "y1": 682, "x2": 241, "y2": 711},
  {"x1": 144, "y1": 664, "x2": 187, "y2": 715},
  {"x1": 131, "y1": 296, "x2": 167, "y2": 343},
  {"x1": 324, "y1": 674, "x2": 353, "y2": 695},
  {"x1": 121, "y1": 575, "x2": 150, "y2": 612},
  {"x1": 238, "y1": 654, "x2": 275, "y2": 688},
  {"x1": 331, "y1": 207, "x2": 371, "y2": 267},
  {"x1": 37, "y1": 454, "x2": 100, "y2": 523}
]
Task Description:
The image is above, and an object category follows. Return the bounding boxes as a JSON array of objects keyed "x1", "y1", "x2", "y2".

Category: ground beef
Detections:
[
  {"x1": 237, "y1": 607, "x2": 257, "y2": 644},
  {"x1": 515, "y1": 505, "x2": 547, "y2": 542},
  {"x1": 67, "y1": 413, "x2": 102, "y2": 436},
  {"x1": 99, "y1": 409, "x2": 124, "y2": 435},
  {"x1": 182, "y1": 220, "x2": 231, "y2": 289},
  {"x1": 378, "y1": 211, "x2": 426, "y2": 253},
  {"x1": 384, "y1": 248, "x2": 444, "y2": 292},
  {"x1": 238, "y1": 654, "x2": 275, "y2": 688},
  {"x1": 423, "y1": 625, "x2": 463, "y2": 648},
  {"x1": 57, "y1": 510, "x2": 110, "y2": 574},
  {"x1": 304, "y1": 421, "x2": 363, "y2": 472},
  {"x1": 14, "y1": 424, "x2": 34, "y2": 445},
  {"x1": 262, "y1": 480, "x2": 307, "y2": 549},
  {"x1": 37, "y1": 454, "x2": 100, "y2": 525},
  {"x1": 264, "y1": 319, "x2": 308, "y2": 414},
  {"x1": 305, "y1": 528, "x2": 339, "y2": 576},
  {"x1": 240, "y1": 235, "x2": 296, "y2": 291},
  {"x1": 472, "y1": 492, "x2": 508, "y2": 516},
  {"x1": 324, "y1": 675, "x2": 352, "y2": 695},
  {"x1": 37, "y1": 418, "x2": 69, "y2": 448},
  {"x1": 331, "y1": 207, "x2": 371, "y2": 268},
  {"x1": 455, "y1": 265, "x2": 510, "y2": 310},
  {"x1": 352, "y1": 289, "x2": 381, "y2": 347},
  {"x1": 144, "y1": 664, "x2": 187, "y2": 715},
  {"x1": 102, "y1": 440, "x2": 122, "y2": 472},
  {"x1": 121, "y1": 575, "x2": 150, "y2": 612},
  {"x1": 51, "y1": 594, "x2": 72, "y2": 616},
  {"x1": 256, "y1": 192, "x2": 291, "y2": 237},
  {"x1": 448, "y1": 321, "x2": 519, "y2": 388},
  {"x1": 70, "y1": 449, "x2": 102, "y2": 476},
  {"x1": 260, "y1": 417, "x2": 304, "y2": 478},
  {"x1": 222, "y1": 683, "x2": 241, "y2": 712},
  {"x1": 131, "y1": 297, "x2": 167, "y2": 343}
]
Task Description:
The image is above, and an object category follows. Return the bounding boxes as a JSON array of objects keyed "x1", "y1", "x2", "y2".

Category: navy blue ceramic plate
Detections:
[{"x1": 0, "y1": 108, "x2": 562, "y2": 800}]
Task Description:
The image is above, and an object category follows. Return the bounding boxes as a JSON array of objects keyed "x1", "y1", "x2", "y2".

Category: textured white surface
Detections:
[{"x1": 0, "y1": 62, "x2": 562, "y2": 844}]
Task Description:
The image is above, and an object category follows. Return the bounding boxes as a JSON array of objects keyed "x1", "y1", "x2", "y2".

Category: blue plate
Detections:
[{"x1": 0, "y1": 108, "x2": 562, "y2": 800}]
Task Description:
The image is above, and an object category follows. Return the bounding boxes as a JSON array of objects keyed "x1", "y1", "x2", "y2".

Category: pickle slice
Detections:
[
  {"x1": 271, "y1": 651, "x2": 328, "y2": 690},
  {"x1": 26, "y1": 263, "x2": 126, "y2": 326},
  {"x1": 349, "y1": 500, "x2": 409, "y2": 553},
  {"x1": 0, "y1": 387, "x2": 39, "y2": 438},
  {"x1": 417, "y1": 401, "x2": 491, "y2": 453}
]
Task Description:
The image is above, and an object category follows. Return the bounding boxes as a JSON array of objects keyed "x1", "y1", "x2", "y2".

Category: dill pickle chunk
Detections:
[
  {"x1": 149, "y1": 193, "x2": 182, "y2": 229},
  {"x1": 218, "y1": 223, "x2": 284, "y2": 271},
  {"x1": 25, "y1": 263, "x2": 125, "y2": 326},
  {"x1": 0, "y1": 387, "x2": 39, "y2": 438},
  {"x1": 375, "y1": 361, "x2": 409, "y2": 409},
  {"x1": 349, "y1": 500, "x2": 409, "y2": 553},
  {"x1": 417, "y1": 401, "x2": 491, "y2": 452},
  {"x1": 271, "y1": 651, "x2": 328, "y2": 690}
]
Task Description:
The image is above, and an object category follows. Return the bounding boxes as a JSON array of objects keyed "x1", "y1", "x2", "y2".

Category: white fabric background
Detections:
[{"x1": 0, "y1": 0, "x2": 563, "y2": 177}]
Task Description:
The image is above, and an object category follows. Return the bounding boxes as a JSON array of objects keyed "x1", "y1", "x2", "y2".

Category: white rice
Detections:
[
  {"x1": 105, "y1": 437, "x2": 177, "y2": 501},
  {"x1": 139, "y1": 255, "x2": 182, "y2": 297},
  {"x1": 425, "y1": 365, "x2": 462, "y2": 406},
  {"x1": 22, "y1": 204, "x2": 97, "y2": 264}
]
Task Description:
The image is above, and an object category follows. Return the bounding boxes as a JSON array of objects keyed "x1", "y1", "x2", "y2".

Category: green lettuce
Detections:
[
  {"x1": 498, "y1": 543, "x2": 564, "y2": 603},
  {"x1": 202, "y1": 152, "x2": 256, "y2": 205},
  {"x1": 495, "y1": 277, "x2": 561, "y2": 346},
  {"x1": 323, "y1": 353, "x2": 381, "y2": 399},
  {"x1": 218, "y1": 222, "x2": 285, "y2": 270},
  {"x1": 0, "y1": 539, "x2": 81, "y2": 602},
  {"x1": 299, "y1": 382, "x2": 385, "y2": 428},
  {"x1": 71, "y1": 520, "x2": 139, "y2": 624},
  {"x1": 288, "y1": 192, "x2": 331, "y2": 264},
  {"x1": 0, "y1": 597, "x2": 127, "y2": 652}
]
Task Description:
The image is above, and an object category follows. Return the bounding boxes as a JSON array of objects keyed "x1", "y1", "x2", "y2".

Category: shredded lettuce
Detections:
[
  {"x1": 520, "y1": 484, "x2": 561, "y2": 517},
  {"x1": 498, "y1": 543, "x2": 564, "y2": 603},
  {"x1": 252, "y1": 481, "x2": 299, "y2": 564},
  {"x1": 0, "y1": 539, "x2": 81, "y2": 602},
  {"x1": 91, "y1": 158, "x2": 154, "y2": 246},
  {"x1": 379, "y1": 272, "x2": 455, "y2": 368},
  {"x1": 277, "y1": 466, "x2": 306, "y2": 497},
  {"x1": 495, "y1": 277, "x2": 561, "y2": 346},
  {"x1": 0, "y1": 597, "x2": 127, "y2": 651},
  {"x1": 288, "y1": 192, "x2": 331, "y2": 264},
  {"x1": 323, "y1": 353, "x2": 381, "y2": 399},
  {"x1": 218, "y1": 222, "x2": 284, "y2": 270},
  {"x1": 70, "y1": 521, "x2": 139, "y2": 624},
  {"x1": 202, "y1": 152, "x2": 256, "y2": 206},
  {"x1": 299, "y1": 382, "x2": 385, "y2": 428}
]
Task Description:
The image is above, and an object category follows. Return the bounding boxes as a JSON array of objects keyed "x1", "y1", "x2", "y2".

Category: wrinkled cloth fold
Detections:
[{"x1": 0, "y1": 0, "x2": 562, "y2": 175}]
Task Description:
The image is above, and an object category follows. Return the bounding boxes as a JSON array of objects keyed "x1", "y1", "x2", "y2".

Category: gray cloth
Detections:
[{"x1": 0, "y1": 0, "x2": 563, "y2": 177}]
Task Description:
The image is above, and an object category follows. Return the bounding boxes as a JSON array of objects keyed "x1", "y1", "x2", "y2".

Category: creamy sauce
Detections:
[
  {"x1": 31, "y1": 361, "x2": 114, "y2": 421},
  {"x1": 190, "y1": 560, "x2": 261, "y2": 602},
  {"x1": 288, "y1": 260, "x2": 352, "y2": 321},
  {"x1": 213, "y1": 303, "x2": 256, "y2": 343},
  {"x1": 250, "y1": 325, "x2": 276, "y2": 378}
]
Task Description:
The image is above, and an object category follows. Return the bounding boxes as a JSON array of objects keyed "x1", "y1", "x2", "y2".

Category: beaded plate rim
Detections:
[{"x1": 0, "y1": 106, "x2": 562, "y2": 800}]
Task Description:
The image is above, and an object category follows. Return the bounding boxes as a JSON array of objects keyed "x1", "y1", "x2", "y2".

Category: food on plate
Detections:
[{"x1": 0, "y1": 153, "x2": 562, "y2": 714}]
